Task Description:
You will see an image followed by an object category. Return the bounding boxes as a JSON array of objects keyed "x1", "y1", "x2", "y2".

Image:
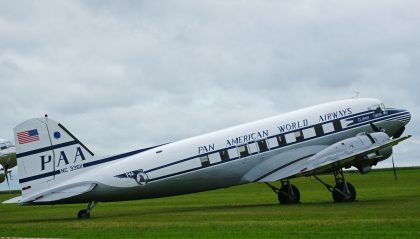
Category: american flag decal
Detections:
[{"x1": 17, "y1": 129, "x2": 40, "y2": 144}]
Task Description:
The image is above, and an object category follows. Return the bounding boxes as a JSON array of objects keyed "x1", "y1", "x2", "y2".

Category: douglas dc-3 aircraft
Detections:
[
  {"x1": 3, "y1": 98, "x2": 411, "y2": 219},
  {"x1": 0, "y1": 138, "x2": 16, "y2": 189}
]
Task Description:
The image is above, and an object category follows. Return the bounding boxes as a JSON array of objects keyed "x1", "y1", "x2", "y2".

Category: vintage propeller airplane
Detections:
[
  {"x1": 0, "y1": 138, "x2": 16, "y2": 190},
  {"x1": 3, "y1": 98, "x2": 411, "y2": 219}
]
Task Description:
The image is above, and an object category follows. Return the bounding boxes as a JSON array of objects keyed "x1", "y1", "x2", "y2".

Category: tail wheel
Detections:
[
  {"x1": 278, "y1": 184, "x2": 300, "y2": 204},
  {"x1": 332, "y1": 182, "x2": 356, "y2": 203}
]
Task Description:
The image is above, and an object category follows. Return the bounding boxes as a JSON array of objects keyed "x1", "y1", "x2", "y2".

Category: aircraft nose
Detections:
[
  {"x1": 385, "y1": 108, "x2": 411, "y2": 139},
  {"x1": 402, "y1": 110, "x2": 411, "y2": 125},
  {"x1": 391, "y1": 108, "x2": 411, "y2": 126}
]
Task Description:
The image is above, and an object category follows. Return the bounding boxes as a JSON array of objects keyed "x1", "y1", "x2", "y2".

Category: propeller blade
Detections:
[
  {"x1": 370, "y1": 122, "x2": 381, "y2": 132},
  {"x1": 391, "y1": 156, "x2": 397, "y2": 181},
  {"x1": 393, "y1": 126, "x2": 405, "y2": 139},
  {"x1": 4, "y1": 167, "x2": 11, "y2": 192}
]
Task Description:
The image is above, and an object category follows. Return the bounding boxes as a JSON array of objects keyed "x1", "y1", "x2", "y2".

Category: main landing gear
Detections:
[
  {"x1": 77, "y1": 201, "x2": 97, "y2": 219},
  {"x1": 267, "y1": 169, "x2": 356, "y2": 204},
  {"x1": 266, "y1": 180, "x2": 300, "y2": 204},
  {"x1": 313, "y1": 169, "x2": 356, "y2": 203}
]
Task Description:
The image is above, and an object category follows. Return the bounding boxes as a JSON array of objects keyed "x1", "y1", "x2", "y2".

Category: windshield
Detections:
[{"x1": 368, "y1": 103, "x2": 386, "y2": 113}]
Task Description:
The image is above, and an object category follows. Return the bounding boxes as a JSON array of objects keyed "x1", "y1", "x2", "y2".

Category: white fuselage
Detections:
[{"x1": 18, "y1": 98, "x2": 411, "y2": 203}]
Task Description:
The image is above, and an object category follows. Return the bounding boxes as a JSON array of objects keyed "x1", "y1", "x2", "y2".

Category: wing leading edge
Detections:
[{"x1": 258, "y1": 134, "x2": 411, "y2": 182}]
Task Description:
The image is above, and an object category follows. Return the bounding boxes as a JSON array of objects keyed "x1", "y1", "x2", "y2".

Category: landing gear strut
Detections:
[
  {"x1": 77, "y1": 201, "x2": 97, "y2": 219},
  {"x1": 313, "y1": 169, "x2": 356, "y2": 203},
  {"x1": 266, "y1": 180, "x2": 300, "y2": 204}
]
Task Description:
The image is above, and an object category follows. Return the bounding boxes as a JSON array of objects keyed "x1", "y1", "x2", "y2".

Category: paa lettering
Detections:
[
  {"x1": 40, "y1": 147, "x2": 86, "y2": 171},
  {"x1": 198, "y1": 144, "x2": 215, "y2": 154}
]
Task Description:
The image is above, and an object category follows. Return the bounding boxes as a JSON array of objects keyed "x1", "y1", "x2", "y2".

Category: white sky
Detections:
[{"x1": 1, "y1": 1, "x2": 420, "y2": 189}]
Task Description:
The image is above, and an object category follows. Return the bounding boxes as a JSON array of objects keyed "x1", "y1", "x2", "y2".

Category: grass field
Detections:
[{"x1": 1, "y1": 168, "x2": 420, "y2": 238}]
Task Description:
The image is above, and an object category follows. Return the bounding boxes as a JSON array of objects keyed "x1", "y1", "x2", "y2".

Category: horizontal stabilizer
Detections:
[
  {"x1": 20, "y1": 183, "x2": 96, "y2": 204},
  {"x1": 34, "y1": 183, "x2": 97, "y2": 203},
  {"x1": 2, "y1": 196, "x2": 21, "y2": 204}
]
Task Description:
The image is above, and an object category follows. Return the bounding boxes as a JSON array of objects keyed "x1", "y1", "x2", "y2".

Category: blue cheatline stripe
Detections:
[
  {"x1": 144, "y1": 111, "x2": 410, "y2": 183},
  {"x1": 18, "y1": 144, "x2": 163, "y2": 184},
  {"x1": 17, "y1": 109, "x2": 409, "y2": 184},
  {"x1": 83, "y1": 145, "x2": 162, "y2": 168},
  {"x1": 19, "y1": 170, "x2": 60, "y2": 183},
  {"x1": 345, "y1": 111, "x2": 409, "y2": 128},
  {"x1": 144, "y1": 144, "x2": 240, "y2": 174},
  {"x1": 382, "y1": 113, "x2": 411, "y2": 123},
  {"x1": 16, "y1": 141, "x2": 78, "y2": 158},
  {"x1": 149, "y1": 166, "x2": 203, "y2": 182}
]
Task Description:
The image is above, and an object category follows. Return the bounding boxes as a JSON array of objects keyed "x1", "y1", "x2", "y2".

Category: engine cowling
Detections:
[
  {"x1": 354, "y1": 132, "x2": 392, "y2": 173},
  {"x1": 311, "y1": 132, "x2": 392, "y2": 174}
]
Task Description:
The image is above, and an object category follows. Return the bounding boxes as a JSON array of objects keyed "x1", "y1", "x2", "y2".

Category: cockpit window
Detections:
[
  {"x1": 380, "y1": 103, "x2": 386, "y2": 111},
  {"x1": 369, "y1": 103, "x2": 386, "y2": 114}
]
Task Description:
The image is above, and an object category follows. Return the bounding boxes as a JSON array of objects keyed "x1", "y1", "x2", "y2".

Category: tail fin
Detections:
[{"x1": 14, "y1": 117, "x2": 96, "y2": 199}]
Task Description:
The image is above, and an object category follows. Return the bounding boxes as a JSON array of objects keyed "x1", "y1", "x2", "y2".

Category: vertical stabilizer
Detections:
[{"x1": 14, "y1": 117, "x2": 95, "y2": 199}]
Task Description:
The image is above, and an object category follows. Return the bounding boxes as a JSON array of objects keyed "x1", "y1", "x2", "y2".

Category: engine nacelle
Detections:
[{"x1": 312, "y1": 132, "x2": 392, "y2": 173}]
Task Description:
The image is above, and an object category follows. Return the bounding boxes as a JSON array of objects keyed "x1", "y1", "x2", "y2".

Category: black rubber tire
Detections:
[
  {"x1": 332, "y1": 182, "x2": 356, "y2": 203},
  {"x1": 278, "y1": 184, "x2": 300, "y2": 204},
  {"x1": 77, "y1": 209, "x2": 90, "y2": 219}
]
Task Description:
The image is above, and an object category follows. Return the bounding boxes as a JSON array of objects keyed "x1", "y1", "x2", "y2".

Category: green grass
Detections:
[{"x1": 1, "y1": 168, "x2": 420, "y2": 238}]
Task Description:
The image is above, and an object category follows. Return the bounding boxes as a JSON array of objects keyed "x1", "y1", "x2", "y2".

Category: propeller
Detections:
[
  {"x1": 2, "y1": 166, "x2": 11, "y2": 192},
  {"x1": 391, "y1": 156, "x2": 397, "y2": 181},
  {"x1": 370, "y1": 122, "x2": 381, "y2": 133},
  {"x1": 371, "y1": 122, "x2": 406, "y2": 139},
  {"x1": 392, "y1": 126, "x2": 405, "y2": 139},
  {"x1": 370, "y1": 122, "x2": 400, "y2": 181},
  {"x1": 0, "y1": 163, "x2": 11, "y2": 192}
]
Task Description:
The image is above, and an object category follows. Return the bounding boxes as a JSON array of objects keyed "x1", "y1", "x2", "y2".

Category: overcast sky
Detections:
[{"x1": 1, "y1": 1, "x2": 419, "y2": 189}]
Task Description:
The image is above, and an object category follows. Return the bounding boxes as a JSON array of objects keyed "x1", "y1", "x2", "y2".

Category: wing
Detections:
[{"x1": 258, "y1": 134, "x2": 411, "y2": 182}]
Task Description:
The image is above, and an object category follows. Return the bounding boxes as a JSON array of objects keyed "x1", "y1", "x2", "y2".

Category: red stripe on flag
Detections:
[{"x1": 17, "y1": 131, "x2": 40, "y2": 144}]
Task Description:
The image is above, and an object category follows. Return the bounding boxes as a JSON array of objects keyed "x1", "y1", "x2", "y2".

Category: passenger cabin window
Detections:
[
  {"x1": 267, "y1": 137, "x2": 279, "y2": 149},
  {"x1": 228, "y1": 148, "x2": 239, "y2": 159},
  {"x1": 285, "y1": 133, "x2": 296, "y2": 143},
  {"x1": 248, "y1": 142, "x2": 259, "y2": 155},
  {"x1": 257, "y1": 140, "x2": 269, "y2": 152},
  {"x1": 200, "y1": 155, "x2": 210, "y2": 167},
  {"x1": 303, "y1": 128, "x2": 316, "y2": 139},
  {"x1": 294, "y1": 131, "x2": 304, "y2": 141},
  {"x1": 208, "y1": 153, "x2": 222, "y2": 164},
  {"x1": 220, "y1": 150, "x2": 230, "y2": 161},
  {"x1": 277, "y1": 135, "x2": 286, "y2": 146},
  {"x1": 238, "y1": 145, "x2": 250, "y2": 157},
  {"x1": 314, "y1": 125, "x2": 324, "y2": 136},
  {"x1": 322, "y1": 122, "x2": 335, "y2": 134}
]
